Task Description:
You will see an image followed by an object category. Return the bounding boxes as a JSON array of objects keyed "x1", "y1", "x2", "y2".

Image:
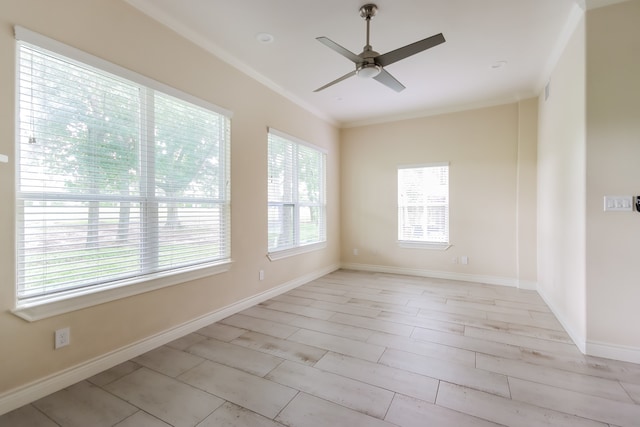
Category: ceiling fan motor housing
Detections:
[{"x1": 357, "y1": 48, "x2": 381, "y2": 78}]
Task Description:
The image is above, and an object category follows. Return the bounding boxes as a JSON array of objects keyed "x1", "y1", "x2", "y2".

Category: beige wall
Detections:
[
  {"x1": 586, "y1": 1, "x2": 640, "y2": 352},
  {"x1": 0, "y1": 0, "x2": 339, "y2": 398},
  {"x1": 536, "y1": 16, "x2": 587, "y2": 348},
  {"x1": 2, "y1": 0, "x2": 638, "y2": 413},
  {"x1": 516, "y1": 98, "x2": 538, "y2": 286},
  {"x1": 340, "y1": 101, "x2": 537, "y2": 286}
]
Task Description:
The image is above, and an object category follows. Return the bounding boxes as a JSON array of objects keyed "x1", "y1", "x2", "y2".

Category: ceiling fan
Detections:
[{"x1": 314, "y1": 3, "x2": 445, "y2": 93}]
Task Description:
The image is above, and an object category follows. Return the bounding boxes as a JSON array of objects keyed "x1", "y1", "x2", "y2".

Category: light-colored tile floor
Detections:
[{"x1": 2, "y1": 269, "x2": 640, "y2": 427}]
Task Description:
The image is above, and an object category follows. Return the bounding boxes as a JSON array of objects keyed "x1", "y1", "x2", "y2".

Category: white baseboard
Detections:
[
  {"x1": 535, "y1": 285, "x2": 640, "y2": 363},
  {"x1": 0, "y1": 263, "x2": 339, "y2": 416},
  {"x1": 341, "y1": 262, "x2": 528, "y2": 289},
  {"x1": 535, "y1": 286, "x2": 587, "y2": 354},
  {"x1": 586, "y1": 340, "x2": 640, "y2": 364},
  {"x1": 517, "y1": 280, "x2": 538, "y2": 291}
]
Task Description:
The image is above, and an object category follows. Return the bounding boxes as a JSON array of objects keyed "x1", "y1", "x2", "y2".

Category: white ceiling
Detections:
[{"x1": 124, "y1": 0, "x2": 616, "y2": 127}]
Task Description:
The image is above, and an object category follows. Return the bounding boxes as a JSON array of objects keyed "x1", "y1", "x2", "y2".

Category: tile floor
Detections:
[{"x1": 2, "y1": 269, "x2": 640, "y2": 427}]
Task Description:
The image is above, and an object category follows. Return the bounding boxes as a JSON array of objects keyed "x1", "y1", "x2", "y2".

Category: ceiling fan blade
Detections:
[
  {"x1": 313, "y1": 70, "x2": 357, "y2": 92},
  {"x1": 376, "y1": 33, "x2": 445, "y2": 68},
  {"x1": 316, "y1": 37, "x2": 361, "y2": 63},
  {"x1": 373, "y1": 68, "x2": 405, "y2": 92}
]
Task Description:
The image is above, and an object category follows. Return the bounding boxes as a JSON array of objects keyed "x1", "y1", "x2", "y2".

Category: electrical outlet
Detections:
[
  {"x1": 353, "y1": 248, "x2": 359, "y2": 256},
  {"x1": 461, "y1": 256, "x2": 469, "y2": 265},
  {"x1": 259, "y1": 270, "x2": 265, "y2": 281},
  {"x1": 55, "y1": 327, "x2": 70, "y2": 349}
]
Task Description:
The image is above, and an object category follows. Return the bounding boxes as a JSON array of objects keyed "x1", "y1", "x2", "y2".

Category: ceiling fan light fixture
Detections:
[{"x1": 357, "y1": 63, "x2": 381, "y2": 78}]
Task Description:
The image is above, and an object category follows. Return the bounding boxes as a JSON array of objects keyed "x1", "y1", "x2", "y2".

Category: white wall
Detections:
[
  {"x1": 585, "y1": 0, "x2": 640, "y2": 360},
  {"x1": 536, "y1": 16, "x2": 587, "y2": 350},
  {"x1": 537, "y1": 0, "x2": 640, "y2": 363}
]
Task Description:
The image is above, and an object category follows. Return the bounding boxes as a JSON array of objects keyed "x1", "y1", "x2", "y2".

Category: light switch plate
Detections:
[{"x1": 603, "y1": 196, "x2": 633, "y2": 212}]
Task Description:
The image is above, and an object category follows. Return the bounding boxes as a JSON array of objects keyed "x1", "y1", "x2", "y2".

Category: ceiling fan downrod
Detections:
[{"x1": 359, "y1": 4, "x2": 377, "y2": 51}]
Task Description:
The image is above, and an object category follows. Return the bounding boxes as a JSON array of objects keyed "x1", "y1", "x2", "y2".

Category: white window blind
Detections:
[
  {"x1": 398, "y1": 164, "x2": 449, "y2": 244},
  {"x1": 267, "y1": 129, "x2": 326, "y2": 253},
  {"x1": 16, "y1": 32, "x2": 231, "y2": 303}
]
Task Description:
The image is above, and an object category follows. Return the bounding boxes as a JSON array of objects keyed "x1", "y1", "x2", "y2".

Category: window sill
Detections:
[
  {"x1": 267, "y1": 242, "x2": 327, "y2": 261},
  {"x1": 398, "y1": 241, "x2": 452, "y2": 251},
  {"x1": 12, "y1": 260, "x2": 232, "y2": 322}
]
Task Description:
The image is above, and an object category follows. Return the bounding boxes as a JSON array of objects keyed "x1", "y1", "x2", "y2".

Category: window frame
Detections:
[
  {"x1": 267, "y1": 128, "x2": 327, "y2": 260},
  {"x1": 12, "y1": 27, "x2": 233, "y2": 321},
  {"x1": 397, "y1": 162, "x2": 451, "y2": 251}
]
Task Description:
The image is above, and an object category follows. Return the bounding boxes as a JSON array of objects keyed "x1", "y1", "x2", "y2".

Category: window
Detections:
[
  {"x1": 398, "y1": 163, "x2": 449, "y2": 247},
  {"x1": 267, "y1": 129, "x2": 326, "y2": 256},
  {"x1": 15, "y1": 27, "x2": 231, "y2": 310}
]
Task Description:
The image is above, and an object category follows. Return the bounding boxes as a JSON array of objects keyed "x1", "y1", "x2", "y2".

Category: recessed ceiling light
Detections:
[
  {"x1": 256, "y1": 32, "x2": 274, "y2": 44},
  {"x1": 491, "y1": 60, "x2": 508, "y2": 69}
]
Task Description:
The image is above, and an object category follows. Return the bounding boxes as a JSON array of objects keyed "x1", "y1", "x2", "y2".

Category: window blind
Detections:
[
  {"x1": 16, "y1": 34, "x2": 231, "y2": 302},
  {"x1": 267, "y1": 129, "x2": 326, "y2": 252},
  {"x1": 398, "y1": 164, "x2": 449, "y2": 243}
]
